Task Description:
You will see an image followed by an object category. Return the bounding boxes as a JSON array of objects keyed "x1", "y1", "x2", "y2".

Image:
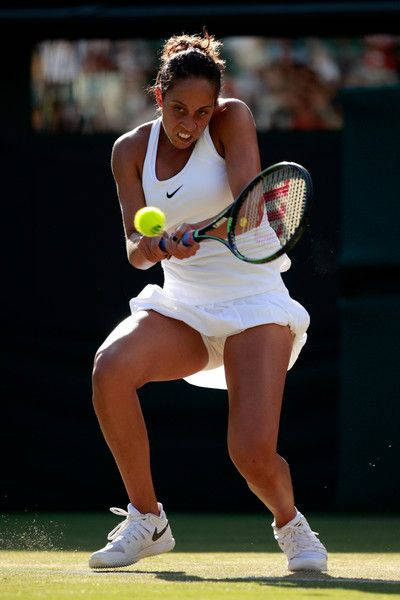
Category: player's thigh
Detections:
[
  {"x1": 224, "y1": 324, "x2": 294, "y2": 447},
  {"x1": 94, "y1": 310, "x2": 209, "y2": 387}
]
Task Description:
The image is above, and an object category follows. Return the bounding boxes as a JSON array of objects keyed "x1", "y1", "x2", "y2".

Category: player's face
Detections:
[{"x1": 157, "y1": 78, "x2": 217, "y2": 149}]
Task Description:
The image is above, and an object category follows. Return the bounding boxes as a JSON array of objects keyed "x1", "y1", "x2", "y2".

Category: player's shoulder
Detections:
[
  {"x1": 214, "y1": 98, "x2": 255, "y2": 125},
  {"x1": 211, "y1": 98, "x2": 256, "y2": 138},
  {"x1": 112, "y1": 120, "x2": 154, "y2": 168}
]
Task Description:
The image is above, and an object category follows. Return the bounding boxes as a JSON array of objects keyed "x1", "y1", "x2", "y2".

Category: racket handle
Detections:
[
  {"x1": 181, "y1": 230, "x2": 195, "y2": 245},
  {"x1": 158, "y1": 231, "x2": 195, "y2": 252}
]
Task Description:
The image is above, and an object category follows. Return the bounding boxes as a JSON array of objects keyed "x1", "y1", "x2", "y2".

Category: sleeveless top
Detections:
[{"x1": 141, "y1": 117, "x2": 290, "y2": 304}]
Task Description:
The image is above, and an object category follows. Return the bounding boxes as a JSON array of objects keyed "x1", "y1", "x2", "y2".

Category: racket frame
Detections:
[
  {"x1": 189, "y1": 161, "x2": 312, "y2": 263},
  {"x1": 227, "y1": 161, "x2": 312, "y2": 263}
]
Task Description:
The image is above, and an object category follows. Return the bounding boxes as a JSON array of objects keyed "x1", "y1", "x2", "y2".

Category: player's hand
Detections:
[
  {"x1": 164, "y1": 223, "x2": 200, "y2": 259},
  {"x1": 138, "y1": 233, "x2": 170, "y2": 263}
]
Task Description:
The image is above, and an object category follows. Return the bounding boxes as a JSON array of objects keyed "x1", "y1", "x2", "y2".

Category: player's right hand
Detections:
[{"x1": 163, "y1": 223, "x2": 201, "y2": 260}]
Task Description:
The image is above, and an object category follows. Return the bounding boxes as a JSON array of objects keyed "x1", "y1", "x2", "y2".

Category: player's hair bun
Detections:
[
  {"x1": 154, "y1": 30, "x2": 225, "y2": 97},
  {"x1": 161, "y1": 32, "x2": 224, "y2": 68}
]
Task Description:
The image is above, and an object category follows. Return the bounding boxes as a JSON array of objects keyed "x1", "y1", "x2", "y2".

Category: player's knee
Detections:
[
  {"x1": 92, "y1": 347, "x2": 120, "y2": 395},
  {"x1": 92, "y1": 344, "x2": 143, "y2": 399},
  {"x1": 228, "y1": 436, "x2": 276, "y2": 482}
]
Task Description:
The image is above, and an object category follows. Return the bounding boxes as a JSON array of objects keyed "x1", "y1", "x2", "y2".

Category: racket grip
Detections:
[
  {"x1": 181, "y1": 230, "x2": 195, "y2": 246},
  {"x1": 159, "y1": 231, "x2": 195, "y2": 252}
]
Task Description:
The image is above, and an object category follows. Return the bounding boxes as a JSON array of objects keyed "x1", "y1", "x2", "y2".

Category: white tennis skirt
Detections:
[{"x1": 129, "y1": 284, "x2": 310, "y2": 390}]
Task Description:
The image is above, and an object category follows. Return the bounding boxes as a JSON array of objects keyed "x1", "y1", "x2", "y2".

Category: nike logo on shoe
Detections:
[
  {"x1": 152, "y1": 522, "x2": 169, "y2": 541},
  {"x1": 166, "y1": 186, "x2": 182, "y2": 198}
]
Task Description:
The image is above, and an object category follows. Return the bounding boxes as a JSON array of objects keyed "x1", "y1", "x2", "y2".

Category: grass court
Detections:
[{"x1": 1, "y1": 512, "x2": 399, "y2": 599}]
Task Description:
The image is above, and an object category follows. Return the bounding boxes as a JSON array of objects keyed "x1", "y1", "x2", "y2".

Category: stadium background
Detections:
[{"x1": 1, "y1": 1, "x2": 399, "y2": 514}]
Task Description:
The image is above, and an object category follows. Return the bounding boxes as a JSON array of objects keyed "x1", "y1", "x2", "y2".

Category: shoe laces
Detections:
[
  {"x1": 274, "y1": 519, "x2": 325, "y2": 559},
  {"x1": 107, "y1": 507, "x2": 152, "y2": 542}
]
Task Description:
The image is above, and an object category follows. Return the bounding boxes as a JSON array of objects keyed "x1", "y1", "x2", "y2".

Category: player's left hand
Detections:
[{"x1": 164, "y1": 223, "x2": 200, "y2": 259}]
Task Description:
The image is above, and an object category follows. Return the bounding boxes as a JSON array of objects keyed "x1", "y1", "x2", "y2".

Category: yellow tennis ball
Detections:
[
  {"x1": 240, "y1": 217, "x2": 248, "y2": 228},
  {"x1": 134, "y1": 206, "x2": 166, "y2": 236}
]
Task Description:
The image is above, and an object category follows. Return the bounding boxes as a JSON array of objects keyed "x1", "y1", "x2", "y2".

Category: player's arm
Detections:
[
  {"x1": 215, "y1": 99, "x2": 261, "y2": 198},
  {"x1": 111, "y1": 129, "x2": 168, "y2": 270},
  {"x1": 184, "y1": 100, "x2": 261, "y2": 239}
]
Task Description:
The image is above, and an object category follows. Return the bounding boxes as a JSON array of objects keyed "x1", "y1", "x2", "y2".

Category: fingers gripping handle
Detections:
[
  {"x1": 158, "y1": 230, "x2": 195, "y2": 252},
  {"x1": 181, "y1": 230, "x2": 195, "y2": 245}
]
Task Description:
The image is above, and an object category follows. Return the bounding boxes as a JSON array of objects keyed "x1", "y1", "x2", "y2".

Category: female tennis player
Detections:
[{"x1": 89, "y1": 31, "x2": 328, "y2": 572}]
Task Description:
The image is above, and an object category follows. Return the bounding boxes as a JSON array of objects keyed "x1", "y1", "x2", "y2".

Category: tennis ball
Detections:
[
  {"x1": 240, "y1": 217, "x2": 248, "y2": 228},
  {"x1": 134, "y1": 206, "x2": 166, "y2": 236}
]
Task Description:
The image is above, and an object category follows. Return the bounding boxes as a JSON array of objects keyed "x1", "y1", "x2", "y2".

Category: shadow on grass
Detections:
[{"x1": 92, "y1": 569, "x2": 400, "y2": 595}]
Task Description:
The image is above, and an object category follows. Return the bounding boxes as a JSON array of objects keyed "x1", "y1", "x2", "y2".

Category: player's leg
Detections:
[
  {"x1": 224, "y1": 323, "x2": 295, "y2": 526},
  {"x1": 224, "y1": 324, "x2": 327, "y2": 571},
  {"x1": 92, "y1": 310, "x2": 209, "y2": 515},
  {"x1": 90, "y1": 310, "x2": 209, "y2": 568}
]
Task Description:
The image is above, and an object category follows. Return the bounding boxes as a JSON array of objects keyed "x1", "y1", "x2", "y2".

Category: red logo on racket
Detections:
[{"x1": 257, "y1": 181, "x2": 289, "y2": 234}]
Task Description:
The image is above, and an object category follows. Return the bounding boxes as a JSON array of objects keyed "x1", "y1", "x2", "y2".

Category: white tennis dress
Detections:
[{"x1": 129, "y1": 117, "x2": 310, "y2": 389}]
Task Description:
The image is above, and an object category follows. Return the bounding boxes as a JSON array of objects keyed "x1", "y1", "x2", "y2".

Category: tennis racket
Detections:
[{"x1": 159, "y1": 161, "x2": 312, "y2": 264}]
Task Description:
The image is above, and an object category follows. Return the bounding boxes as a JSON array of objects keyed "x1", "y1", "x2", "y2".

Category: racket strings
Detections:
[
  {"x1": 264, "y1": 166, "x2": 306, "y2": 244},
  {"x1": 233, "y1": 165, "x2": 307, "y2": 261},
  {"x1": 235, "y1": 181, "x2": 270, "y2": 236}
]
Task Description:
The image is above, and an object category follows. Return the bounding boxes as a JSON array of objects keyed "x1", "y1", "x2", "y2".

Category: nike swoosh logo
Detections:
[
  {"x1": 166, "y1": 185, "x2": 182, "y2": 198},
  {"x1": 152, "y1": 522, "x2": 169, "y2": 541}
]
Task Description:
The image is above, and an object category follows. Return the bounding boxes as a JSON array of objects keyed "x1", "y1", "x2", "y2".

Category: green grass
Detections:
[{"x1": 1, "y1": 513, "x2": 400, "y2": 599}]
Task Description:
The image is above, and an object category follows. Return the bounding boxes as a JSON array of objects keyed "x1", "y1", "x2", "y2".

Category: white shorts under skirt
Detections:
[{"x1": 129, "y1": 284, "x2": 310, "y2": 390}]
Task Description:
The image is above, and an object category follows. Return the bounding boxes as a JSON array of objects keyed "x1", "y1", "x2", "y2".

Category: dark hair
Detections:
[{"x1": 154, "y1": 31, "x2": 225, "y2": 98}]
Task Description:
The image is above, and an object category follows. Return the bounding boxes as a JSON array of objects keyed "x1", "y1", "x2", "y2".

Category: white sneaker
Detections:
[
  {"x1": 89, "y1": 502, "x2": 175, "y2": 568},
  {"x1": 272, "y1": 510, "x2": 328, "y2": 572}
]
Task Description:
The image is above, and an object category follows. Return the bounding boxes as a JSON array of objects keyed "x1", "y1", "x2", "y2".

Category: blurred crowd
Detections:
[{"x1": 31, "y1": 35, "x2": 400, "y2": 133}]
